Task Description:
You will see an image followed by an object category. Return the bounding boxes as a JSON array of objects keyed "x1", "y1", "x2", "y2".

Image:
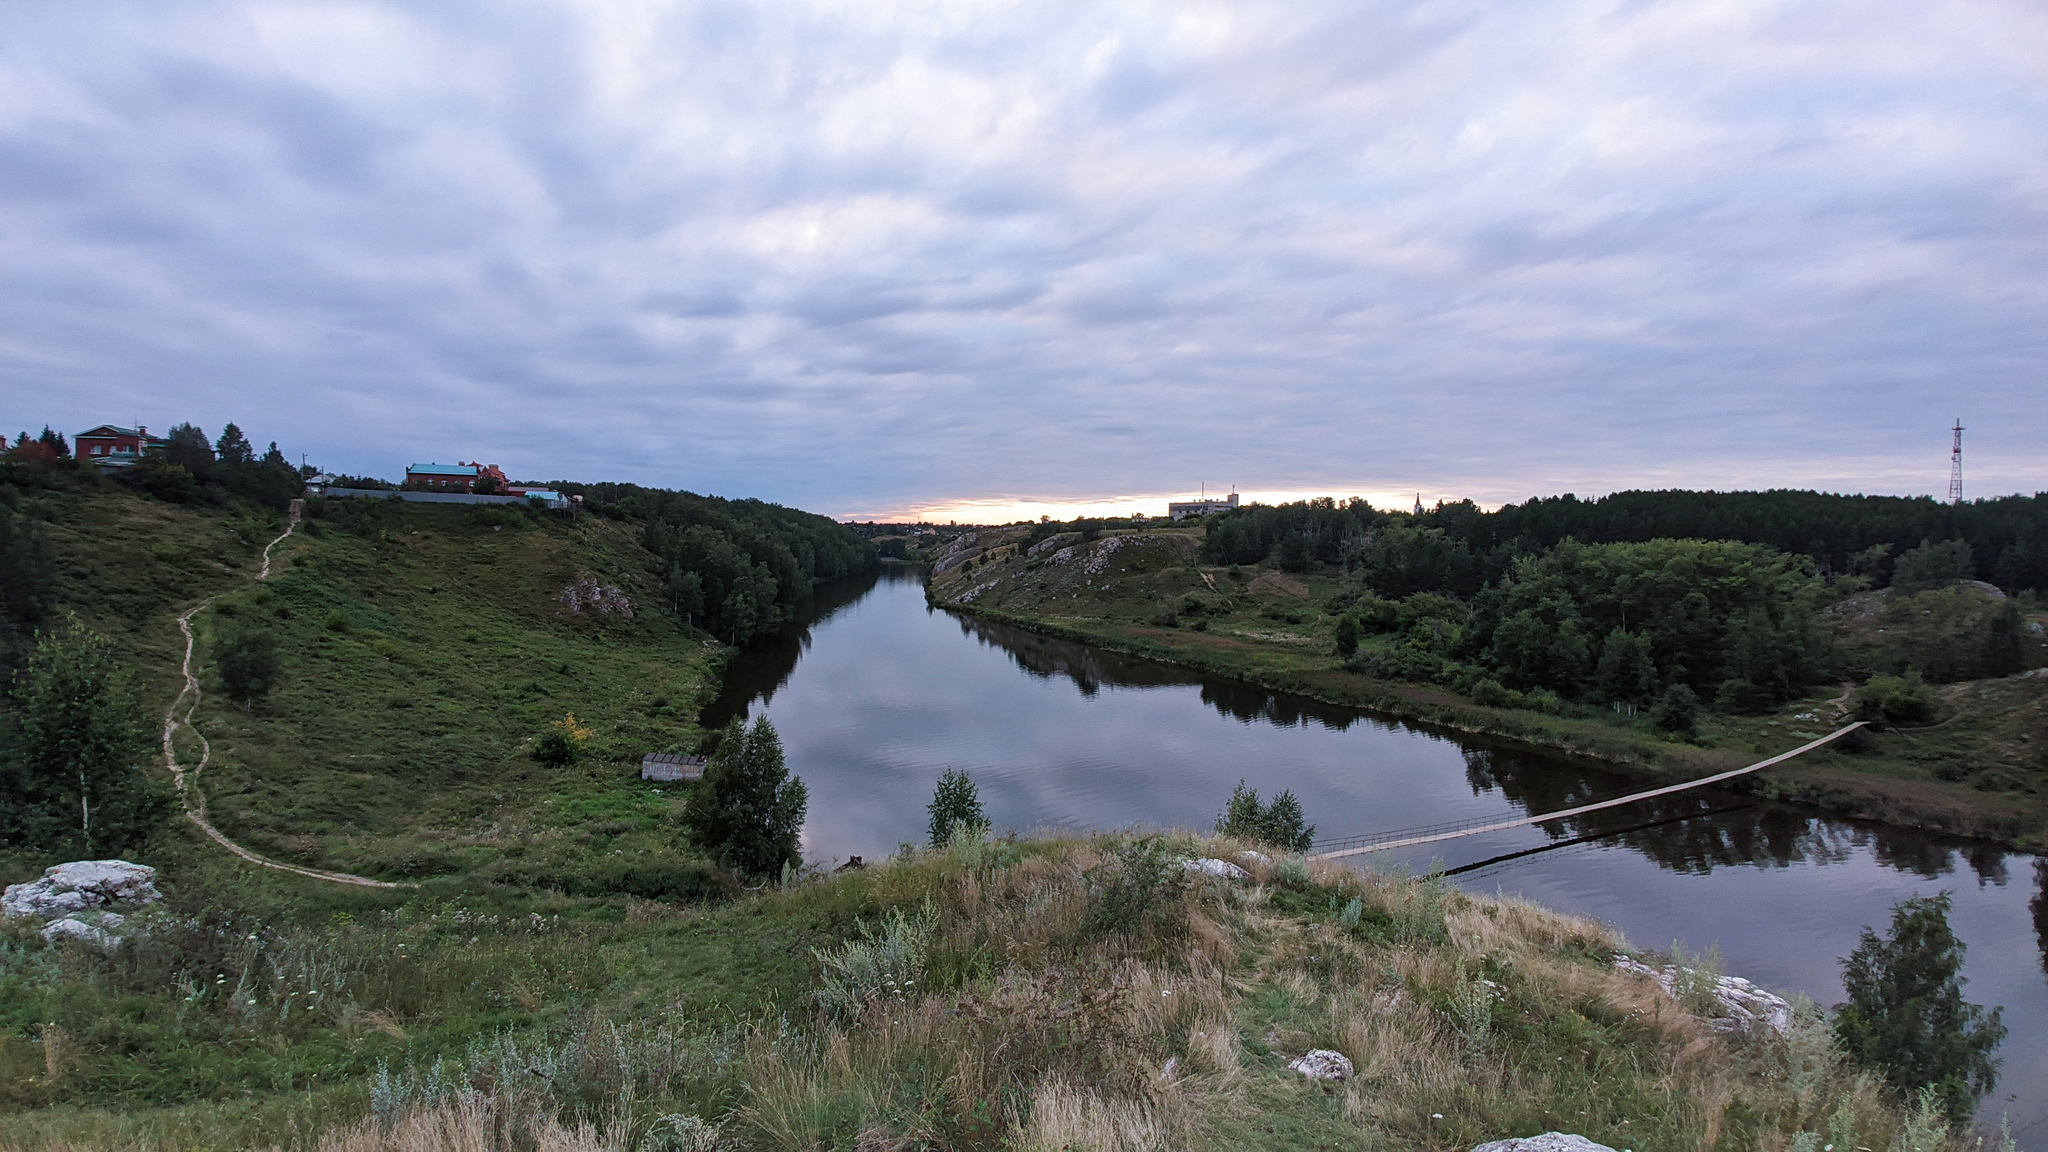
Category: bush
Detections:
[
  {"x1": 683, "y1": 717, "x2": 808, "y2": 877},
  {"x1": 1332, "y1": 612, "x2": 1361, "y2": 658},
  {"x1": 1468, "y1": 678, "x2": 1522, "y2": 708},
  {"x1": 1835, "y1": 892, "x2": 2006, "y2": 1122},
  {"x1": 1216, "y1": 779, "x2": 1314, "y2": 850},
  {"x1": 532, "y1": 713, "x2": 591, "y2": 766},
  {"x1": 1082, "y1": 839, "x2": 1190, "y2": 942},
  {"x1": 926, "y1": 768, "x2": 986, "y2": 847},
  {"x1": 1650, "y1": 684, "x2": 1700, "y2": 735},
  {"x1": 214, "y1": 625, "x2": 280, "y2": 705},
  {"x1": 1713, "y1": 678, "x2": 1773, "y2": 714},
  {"x1": 813, "y1": 903, "x2": 934, "y2": 1020},
  {"x1": 1853, "y1": 675, "x2": 1936, "y2": 726}
]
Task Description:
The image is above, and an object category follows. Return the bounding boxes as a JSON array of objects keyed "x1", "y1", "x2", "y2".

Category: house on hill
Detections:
[
  {"x1": 75, "y1": 425, "x2": 167, "y2": 470},
  {"x1": 405, "y1": 461, "x2": 510, "y2": 493}
]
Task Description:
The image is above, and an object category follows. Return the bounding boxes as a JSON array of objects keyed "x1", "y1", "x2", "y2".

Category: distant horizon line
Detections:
[{"x1": 831, "y1": 481, "x2": 2039, "y2": 525}]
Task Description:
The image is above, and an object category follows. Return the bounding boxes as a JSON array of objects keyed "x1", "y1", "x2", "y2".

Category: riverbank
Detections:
[{"x1": 924, "y1": 527, "x2": 2048, "y2": 851}]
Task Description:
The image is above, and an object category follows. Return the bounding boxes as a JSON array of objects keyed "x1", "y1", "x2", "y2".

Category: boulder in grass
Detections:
[
  {"x1": 1287, "y1": 1049, "x2": 1354, "y2": 1081},
  {"x1": 1472, "y1": 1136, "x2": 1620, "y2": 1152},
  {"x1": 1180, "y1": 857, "x2": 1251, "y2": 880},
  {"x1": 3, "y1": 860, "x2": 160, "y2": 947}
]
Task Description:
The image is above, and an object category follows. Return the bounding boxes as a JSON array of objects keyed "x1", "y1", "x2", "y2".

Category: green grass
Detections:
[{"x1": 929, "y1": 525, "x2": 2048, "y2": 849}]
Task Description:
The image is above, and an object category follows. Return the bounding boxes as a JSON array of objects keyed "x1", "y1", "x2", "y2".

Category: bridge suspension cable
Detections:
[{"x1": 1309, "y1": 722, "x2": 1866, "y2": 862}]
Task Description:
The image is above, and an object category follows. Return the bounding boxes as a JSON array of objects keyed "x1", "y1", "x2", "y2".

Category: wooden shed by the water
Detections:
[{"x1": 640, "y1": 752, "x2": 706, "y2": 782}]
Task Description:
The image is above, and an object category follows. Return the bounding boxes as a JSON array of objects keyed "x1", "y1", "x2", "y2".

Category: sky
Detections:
[{"x1": 4, "y1": 0, "x2": 2045, "y2": 523}]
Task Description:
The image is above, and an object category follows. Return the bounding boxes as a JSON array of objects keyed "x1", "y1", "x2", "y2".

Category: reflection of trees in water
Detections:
[
  {"x1": 959, "y1": 616, "x2": 1384, "y2": 732},
  {"x1": 702, "y1": 569, "x2": 889, "y2": 728},
  {"x1": 2035, "y1": 861, "x2": 2048, "y2": 978},
  {"x1": 1459, "y1": 748, "x2": 2020, "y2": 881},
  {"x1": 1464, "y1": 747, "x2": 1854, "y2": 874}
]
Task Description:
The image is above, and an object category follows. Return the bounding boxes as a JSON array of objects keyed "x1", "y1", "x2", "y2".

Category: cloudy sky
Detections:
[{"x1": 5, "y1": 1, "x2": 2045, "y2": 520}]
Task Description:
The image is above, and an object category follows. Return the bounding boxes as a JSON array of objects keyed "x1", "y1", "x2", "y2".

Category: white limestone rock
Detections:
[
  {"x1": 1287, "y1": 1049, "x2": 1354, "y2": 1081},
  {"x1": 4, "y1": 860, "x2": 160, "y2": 948},
  {"x1": 1614, "y1": 955, "x2": 1792, "y2": 1035},
  {"x1": 1180, "y1": 857, "x2": 1251, "y2": 880},
  {"x1": 1472, "y1": 1135, "x2": 1620, "y2": 1152}
]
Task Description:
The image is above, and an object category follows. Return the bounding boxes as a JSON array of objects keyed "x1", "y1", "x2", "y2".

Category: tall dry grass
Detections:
[{"x1": 2, "y1": 832, "x2": 2016, "y2": 1152}]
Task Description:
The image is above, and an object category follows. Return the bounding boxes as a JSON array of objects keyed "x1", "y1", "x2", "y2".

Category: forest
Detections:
[
  {"x1": 553, "y1": 481, "x2": 876, "y2": 645},
  {"x1": 1201, "y1": 490, "x2": 2044, "y2": 721}
]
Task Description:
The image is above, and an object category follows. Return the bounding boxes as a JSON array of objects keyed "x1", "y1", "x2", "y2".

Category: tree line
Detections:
[
  {"x1": 1198, "y1": 490, "x2": 2045, "y2": 726},
  {"x1": 554, "y1": 482, "x2": 876, "y2": 646}
]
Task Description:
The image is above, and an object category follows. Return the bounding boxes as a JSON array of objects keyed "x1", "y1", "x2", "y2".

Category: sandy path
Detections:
[{"x1": 161, "y1": 500, "x2": 415, "y2": 889}]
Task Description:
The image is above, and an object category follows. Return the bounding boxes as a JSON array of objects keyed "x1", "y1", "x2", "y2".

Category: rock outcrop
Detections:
[
  {"x1": 1180, "y1": 857, "x2": 1251, "y2": 880},
  {"x1": 1613, "y1": 955, "x2": 1792, "y2": 1034},
  {"x1": 1472, "y1": 1135, "x2": 1619, "y2": 1152},
  {"x1": 3, "y1": 860, "x2": 161, "y2": 946}
]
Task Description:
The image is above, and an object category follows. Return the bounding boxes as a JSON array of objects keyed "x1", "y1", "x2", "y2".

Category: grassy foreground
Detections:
[
  {"x1": 0, "y1": 832, "x2": 1976, "y2": 1151},
  {"x1": 924, "y1": 526, "x2": 2048, "y2": 849}
]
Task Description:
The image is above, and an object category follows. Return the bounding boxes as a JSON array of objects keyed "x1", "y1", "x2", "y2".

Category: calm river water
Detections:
[{"x1": 706, "y1": 568, "x2": 2048, "y2": 1140}]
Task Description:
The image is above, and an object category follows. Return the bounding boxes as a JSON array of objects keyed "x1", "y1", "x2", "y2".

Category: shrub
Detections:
[
  {"x1": 926, "y1": 767, "x2": 986, "y2": 847},
  {"x1": 1469, "y1": 678, "x2": 1521, "y2": 708},
  {"x1": 1835, "y1": 892, "x2": 2006, "y2": 1122},
  {"x1": 1333, "y1": 612, "x2": 1361, "y2": 658},
  {"x1": 1215, "y1": 779, "x2": 1314, "y2": 850},
  {"x1": 532, "y1": 713, "x2": 591, "y2": 766},
  {"x1": 1082, "y1": 839, "x2": 1189, "y2": 942},
  {"x1": 683, "y1": 717, "x2": 807, "y2": 877},
  {"x1": 1853, "y1": 675, "x2": 1936, "y2": 726},
  {"x1": 214, "y1": 624, "x2": 280, "y2": 706},
  {"x1": 1650, "y1": 684, "x2": 1700, "y2": 735},
  {"x1": 813, "y1": 903, "x2": 934, "y2": 1020}
]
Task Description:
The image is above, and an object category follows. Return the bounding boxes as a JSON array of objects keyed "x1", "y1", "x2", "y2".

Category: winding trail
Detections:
[{"x1": 161, "y1": 500, "x2": 415, "y2": 889}]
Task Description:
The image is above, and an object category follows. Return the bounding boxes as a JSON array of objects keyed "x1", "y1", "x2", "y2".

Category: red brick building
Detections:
[
  {"x1": 404, "y1": 461, "x2": 511, "y2": 492},
  {"x1": 75, "y1": 425, "x2": 165, "y2": 469}
]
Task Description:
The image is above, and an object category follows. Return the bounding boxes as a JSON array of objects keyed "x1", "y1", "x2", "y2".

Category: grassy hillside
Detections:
[
  {"x1": 925, "y1": 525, "x2": 2048, "y2": 848},
  {"x1": 0, "y1": 832, "x2": 1965, "y2": 1151},
  {"x1": 6, "y1": 485, "x2": 727, "y2": 893}
]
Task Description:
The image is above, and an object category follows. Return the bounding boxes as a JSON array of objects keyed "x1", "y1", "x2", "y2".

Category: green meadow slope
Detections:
[{"x1": 925, "y1": 524, "x2": 2048, "y2": 848}]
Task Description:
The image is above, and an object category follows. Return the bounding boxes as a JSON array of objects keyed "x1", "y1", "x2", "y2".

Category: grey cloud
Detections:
[{"x1": 3, "y1": 0, "x2": 2044, "y2": 514}]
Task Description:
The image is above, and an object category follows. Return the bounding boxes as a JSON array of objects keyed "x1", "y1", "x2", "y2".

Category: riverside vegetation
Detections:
[
  {"x1": 0, "y1": 442, "x2": 2021, "y2": 1150},
  {"x1": 923, "y1": 492, "x2": 2048, "y2": 848}
]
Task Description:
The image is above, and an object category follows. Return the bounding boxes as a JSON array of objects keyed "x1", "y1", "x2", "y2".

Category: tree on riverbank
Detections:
[
  {"x1": 1216, "y1": 780, "x2": 1313, "y2": 851},
  {"x1": 927, "y1": 768, "x2": 986, "y2": 846},
  {"x1": 685, "y1": 717, "x2": 807, "y2": 877},
  {"x1": 1835, "y1": 891, "x2": 2006, "y2": 1122}
]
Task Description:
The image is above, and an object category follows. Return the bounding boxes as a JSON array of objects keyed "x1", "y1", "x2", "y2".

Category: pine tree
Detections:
[
  {"x1": 1835, "y1": 892, "x2": 2006, "y2": 1122},
  {"x1": 684, "y1": 718, "x2": 807, "y2": 877}
]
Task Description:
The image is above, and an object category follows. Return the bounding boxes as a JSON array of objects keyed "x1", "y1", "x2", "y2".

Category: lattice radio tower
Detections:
[{"x1": 1947, "y1": 419, "x2": 1964, "y2": 505}]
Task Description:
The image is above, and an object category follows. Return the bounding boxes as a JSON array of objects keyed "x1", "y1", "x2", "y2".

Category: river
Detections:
[{"x1": 706, "y1": 567, "x2": 2048, "y2": 1140}]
